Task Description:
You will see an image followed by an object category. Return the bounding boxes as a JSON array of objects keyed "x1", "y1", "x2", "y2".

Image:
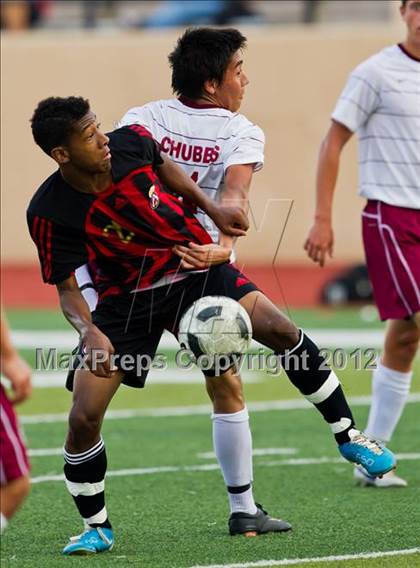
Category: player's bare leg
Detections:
[
  {"x1": 358, "y1": 317, "x2": 419, "y2": 487},
  {"x1": 205, "y1": 368, "x2": 244, "y2": 414},
  {"x1": 382, "y1": 318, "x2": 419, "y2": 373},
  {"x1": 66, "y1": 368, "x2": 124, "y2": 452},
  {"x1": 239, "y1": 291, "x2": 299, "y2": 352},
  {"x1": 0, "y1": 475, "x2": 31, "y2": 533},
  {"x1": 239, "y1": 291, "x2": 396, "y2": 477},
  {"x1": 62, "y1": 368, "x2": 124, "y2": 555}
]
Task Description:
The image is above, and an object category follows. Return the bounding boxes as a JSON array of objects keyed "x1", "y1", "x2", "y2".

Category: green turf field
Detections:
[{"x1": 1, "y1": 309, "x2": 419, "y2": 568}]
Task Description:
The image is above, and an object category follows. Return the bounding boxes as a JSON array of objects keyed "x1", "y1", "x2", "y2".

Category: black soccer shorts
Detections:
[{"x1": 89, "y1": 263, "x2": 259, "y2": 388}]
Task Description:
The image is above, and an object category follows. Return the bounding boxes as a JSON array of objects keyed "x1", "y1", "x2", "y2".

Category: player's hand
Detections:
[
  {"x1": 81, "y1": 325, "x2": 116, "y2": 378},
  {"x1": 1, "y1": 352, "x2": 32, "y2": 405},
  {"x1": 304, "y1": 220, "x2": 334, "y2": 267},
  {"x1": 209, "y1": 204, "x2": 249, "y2": 237},
  {"x1": 173, "y1": 242, "x2": 232, "y2": 269}
]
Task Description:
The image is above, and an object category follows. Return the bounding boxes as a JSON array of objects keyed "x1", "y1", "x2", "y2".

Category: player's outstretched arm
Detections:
[
  {"x1": 218, "y1": 164, "x2": 253, "y2": 251},
  {"x1": 0, "y1": 310, "x2": 32, "y2": 405},
  {"x1": 157, "y1": 155, "x2": 249, "y2": 237},
  {"x1": 172, "y1": 164, "x2": 253, "y2": 269},
  {"x1": 304, "y1": 120, "x2": 353, "y2": 267},
  {"x1": 57, "y1": 276, "x2": 115, "y2": 378}
]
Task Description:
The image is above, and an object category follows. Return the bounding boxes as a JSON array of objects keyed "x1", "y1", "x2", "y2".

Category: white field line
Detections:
[
  {"x1": 186, "y1": 548, "x2": 420, "y2": 568},
  {"x1": 29, "y1": 368, "x2": 263, "y2": 387},
  {"x1": 28, "y1": 448, "x2": 63, "y2": 457},
  {"x1": 30, "y1": 452, "x2": 420, "y2": 484},
  {"x1": 197, "y1": 448, "x2": 298, "y2": 459},
  {"x1": 29, "y1": 447, "x2": 299, "y2": 459},
  {"x1": 12, "y1": 328, "x2": 386, "y2": 350},
  {"x1": 19, "y1": 393, "x2": 420, "y2": 425}
]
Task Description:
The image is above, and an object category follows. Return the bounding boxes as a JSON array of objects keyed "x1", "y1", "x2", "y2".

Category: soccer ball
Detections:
[{"x1": 178, "y1": 296, "x2": 253, "y2": 367}]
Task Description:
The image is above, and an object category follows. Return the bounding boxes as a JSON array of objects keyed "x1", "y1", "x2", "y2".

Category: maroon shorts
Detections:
[
  {"x1": 362, "y1": 200, "x2": 420, "y2": 321},
  {"x1": 0, "y1": 385, "x2": 30, "y2": 485}
]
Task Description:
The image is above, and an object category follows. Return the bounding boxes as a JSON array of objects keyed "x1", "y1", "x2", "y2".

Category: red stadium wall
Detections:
[{"x1": 0, "y1": 263, "x2": 350, "y2": 309}]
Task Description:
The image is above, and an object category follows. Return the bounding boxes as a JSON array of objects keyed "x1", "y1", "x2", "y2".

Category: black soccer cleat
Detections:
[{"x1": 229, "y1": 503, "x2": 292, "y2": 536}]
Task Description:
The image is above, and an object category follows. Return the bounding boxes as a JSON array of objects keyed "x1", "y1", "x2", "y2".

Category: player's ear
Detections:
[
  {"x1": 203, "y1": 79, "x2": 218, "y2": 96},
  {"x1": 51, "y1": 146, "x2": 70, "y2": 165}
]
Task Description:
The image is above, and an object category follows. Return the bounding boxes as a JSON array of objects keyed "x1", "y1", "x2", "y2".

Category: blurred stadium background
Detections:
[
  {"x1": 1, "y1": 2, "x2": 419, "y2": 568},
  {"x1": 1, "y1": 0, "x2": 406, "y2": 310}
]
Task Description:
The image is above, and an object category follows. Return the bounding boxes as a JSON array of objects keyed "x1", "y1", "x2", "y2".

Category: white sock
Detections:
[
  {"x1": 212, "y1": 407, "x2": 257, "y2": 514},
  {"x1": 365, "y1": 362, "x2": 412, "y2": 443},
  {"x1": 227, "y1": 486, "x2": 257, "y2": 515},
  {"x1": 1, "y1": 513, "x2": 8, "y2": 534}
]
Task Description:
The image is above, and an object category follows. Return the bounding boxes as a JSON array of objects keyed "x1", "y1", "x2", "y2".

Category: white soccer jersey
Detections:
[
  {"x1": 118, "y1": 98, "x2": 265, "y2": 242},
  {"x1": 332, "y1": 44, "x2": 420, "y2": 209}
]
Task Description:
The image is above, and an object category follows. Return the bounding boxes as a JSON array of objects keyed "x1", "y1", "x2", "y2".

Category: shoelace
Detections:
[
  {"x1": 255, "y1": 503, "x2": 268, "y2": 515},
  {"x1": 352, "y1": 434, "x2": 383, "y2": 456}
]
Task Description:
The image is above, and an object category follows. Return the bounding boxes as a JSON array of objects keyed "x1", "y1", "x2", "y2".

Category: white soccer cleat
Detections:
[{"x1": 354, "y1": 466, "x2": 408, "y2": 488}]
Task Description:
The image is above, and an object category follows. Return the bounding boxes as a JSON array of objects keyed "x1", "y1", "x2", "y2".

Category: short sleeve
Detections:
[
  {"x1": 127, "y1": 125, "x2": 163, "y2": 168},
  {"x1": 27, "y1": 214, "x2": 88, "y2": 285},
  {"x1": 117, "y1": 106, "x2": 154, "y2": 132},
  {"x1": 223, "y1": 120, "x2": 265, "y2": 172},
  {"x1": 332, "y1": 61, "x2": 381, "y2": 132},
  {"x1": 111, "y1": 125, "x2": 163, "y2": 175}
]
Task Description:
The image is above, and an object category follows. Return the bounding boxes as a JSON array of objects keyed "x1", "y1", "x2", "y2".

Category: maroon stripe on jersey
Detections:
[
  {"x1": 38, "y1": 218, "x2": 48, "y2": 281},
  {"x1": 133, "y1": 249, "x2": 176, "y2": 289},
  {"x1": 122, "y1": 167, "x2": 211, "y2": 246},
  {"x1": 100, "y1": 285, "x2": 123, "y2": 300},
  {"x1": 45, "y1": 220, "x2": 53, "y2": 281},
  {"x1": 89, "y1": 200, "x2": 161, "y2": 246},
  {"x1": 129, "y1": 124, "x2": 154, "y2": 139},
  {"x1": 86, "y1": 225, "x2": 149, "y2": 258},
  {"x1": 141, "y1": 168, "x2": 212, "y2": 244},
  {"x1": 123, "y1": 181, "x2": 185, "y2": 243},
  {"x1": 30, "y1": 215, "x2": 40, "y2": 241},
  {"x1": 30, "y1": 216, "x2": 48, "y2": 281},
  {"x1": 88, "y1": 195, "x2": 150, "y2": 240},
  {"x1": 179, "y1": 96, "x2": 221, "y2": 110}
]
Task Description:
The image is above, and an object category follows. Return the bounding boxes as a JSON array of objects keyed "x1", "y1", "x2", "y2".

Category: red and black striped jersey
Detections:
[{"x1": 27, "y1": 125, "x2": 212, "y2": 298}]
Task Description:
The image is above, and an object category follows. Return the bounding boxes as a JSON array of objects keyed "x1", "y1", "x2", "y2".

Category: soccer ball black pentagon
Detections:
[{"x1": 178, "y1": 296, "x2": 252, "y2": 363}]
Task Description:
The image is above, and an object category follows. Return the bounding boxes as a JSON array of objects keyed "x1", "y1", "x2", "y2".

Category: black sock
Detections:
[
  {"x1": 227, "y1": 483, "x2": 251, "y2": 494},
  {"x1": 63, "y1": 438, "x2": 112, "y2": 529},
  {"x1": 278, "y1": 331, "x2": 355, "y2": 444}
]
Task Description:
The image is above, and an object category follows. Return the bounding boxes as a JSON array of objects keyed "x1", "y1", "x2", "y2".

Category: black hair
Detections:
[
  {"x1": 30, "y1": 96, "x2": 90, "y2": 155},
  {"x1": 401, "y1": 0, "x2": 408, "y2": 6},
  {"x1": 168, "y1": 27, "x2": 247, "y2": 99}
]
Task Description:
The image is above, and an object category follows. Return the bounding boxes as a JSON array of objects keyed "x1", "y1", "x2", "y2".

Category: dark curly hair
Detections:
[
  {"x1": 168, "y1": 27, "x2": 247, "y2": 100},
  {"x1": 31, "y1": 96, "x2": 90, "y2": 156}
]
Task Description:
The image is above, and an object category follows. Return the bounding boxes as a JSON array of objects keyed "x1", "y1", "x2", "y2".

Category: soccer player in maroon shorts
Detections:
[
  {"x1": 305, "y1": 0, "x2": 420, "y2": 487},
  {"x1": 0, "y1": 311, "x2": 32, "y2": 534}
]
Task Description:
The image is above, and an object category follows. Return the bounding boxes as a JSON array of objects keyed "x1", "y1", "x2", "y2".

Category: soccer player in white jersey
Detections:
[
  {"x1": 305, "y1": 0, "x2": 420, "y2": 488},
  {"x1": 75, "y1": 28, "x2": 395, "y2": 539}
]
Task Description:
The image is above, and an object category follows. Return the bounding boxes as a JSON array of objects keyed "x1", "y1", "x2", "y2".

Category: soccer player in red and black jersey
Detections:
[
  {"x1": 27, "y1": 96, "x2": 256, "y2": 554},
  {"x1": 28, "y1": 96, "x2": 395, "y2": 556}
]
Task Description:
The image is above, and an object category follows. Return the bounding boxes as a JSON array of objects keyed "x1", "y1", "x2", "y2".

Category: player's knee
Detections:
[
  {"x1": 19, "y1": 476, "x2": 31, "y2": 499},
  {"x1": 394, "y1": 329, "x2": 419, "y2": 359},
  {"x1": 8, "y1": 475, "x2": 30, "y2": 502},
  {"x1": 267, "y1": 318, "x2": 300, "y2": 351},
  {"x1": 210, "y1": 375, "x2": 244, "y2": 411},
  {"x1": 68, "y1": 407, "x2": 102, "y2": 443},
  {"x1": 400, "y1": 334, "x2": 419, "y2": 361}
]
